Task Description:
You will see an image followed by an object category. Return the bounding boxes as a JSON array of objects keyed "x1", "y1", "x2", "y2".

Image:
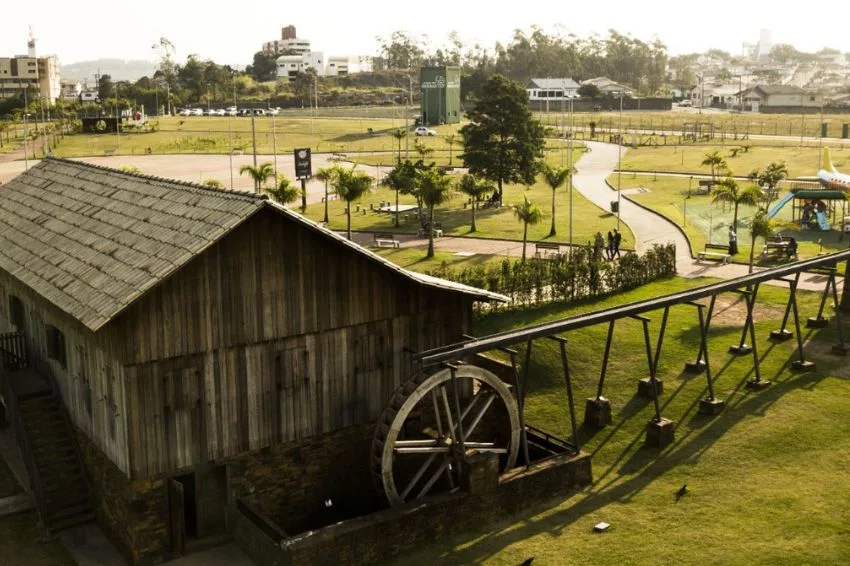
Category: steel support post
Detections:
[
  {"x1": 744, "y1": 284, "x2": 770, "y2": 390},
  {"x1": 828, "y1": 271, "x2": 848, "y2": 355},
  {"x1": 807, "y1": 268, "x2": 835, "y2": 328},
  {"x1": 546, "y1": 336, "x2": 581, "y2": 454},
  {"x1": 790, "y1": 277, "x2": 816, "y2": 371},
  {"x1": 513, "y1": 347, "x2": 532, "y2": 468},
  {"x1": 729, "y1": 288, "x2": 755, "y2": 355},
  {"x1": 770, "y1": 276, "x2": 798, "y2": 341},
  {"x1": 632, "y1": 315, "x2": 664, "y2": 399},
  {"x1": 585, "y1": 320, "x2": 615, "y2": 428}
]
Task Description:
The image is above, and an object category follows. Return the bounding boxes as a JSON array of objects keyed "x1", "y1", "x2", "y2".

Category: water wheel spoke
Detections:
[
  {"x1": 394, "y1": 446, "x2": 451, "y2": 454},
  {"x1": 394, "y1": 439, "x2": 440, "y2": 447},
  {"x1": 400, "y1": 452, "x2": 439, "y2": 500},
  {"x1": 416, "y1": 459, "x2": 450, "y2": 500},
  {"x1": 439, "y1": 386, "x2": 458, "y2": 443},
  {"x1": 430, "y1": 389, "x2": 445, "y2": 437},
  {"x1": 462, "y1": 390, "x2": 497, "y2": 438}
]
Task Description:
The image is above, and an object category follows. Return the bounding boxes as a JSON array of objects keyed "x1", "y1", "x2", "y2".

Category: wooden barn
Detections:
[{"x1": 0, "y1": 157, "x2": 504, "y2": 564}]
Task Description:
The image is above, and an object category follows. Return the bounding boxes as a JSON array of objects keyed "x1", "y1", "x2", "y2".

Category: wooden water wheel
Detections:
[{"x1": 371, "y1": 364, "x2": 521, "y2": 506}]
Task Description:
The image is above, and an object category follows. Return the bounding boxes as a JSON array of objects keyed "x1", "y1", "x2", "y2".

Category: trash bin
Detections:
[
  {"x1": 821, "y1": 122, "x2": 828, "y2": 138},
  {"x1": 843, "y1": 123, "x2": 849, "y2": 139},
  {"x1": 610, "y1": 200, "x2": 619, "y2": 213}
]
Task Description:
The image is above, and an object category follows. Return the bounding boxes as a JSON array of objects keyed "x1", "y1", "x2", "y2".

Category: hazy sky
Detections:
[{"x1": 3, "y1": 1, "x2": 849, "y2": 67}]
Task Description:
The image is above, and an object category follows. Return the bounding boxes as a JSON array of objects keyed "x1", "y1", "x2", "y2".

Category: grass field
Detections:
[
  {"x1": 610, "y1": 172, "x2": 850, "y2": 263},
  {"x1": 303, "y1": 153, "x2": 634, "y2": 249},
  {"x1": 392, "y1": 276, "x2": 850, "y2": 565},
  {"x1": 535, "y1": 109, "x2": 850, "y2": 139},
  {"x1": 620, "y1": 143, "x2": 850, "y2": 178}
]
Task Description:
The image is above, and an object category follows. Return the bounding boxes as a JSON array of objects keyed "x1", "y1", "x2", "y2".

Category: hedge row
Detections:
[{"x1": 428, "y1": 242, "x2": 677, "y2": 313}]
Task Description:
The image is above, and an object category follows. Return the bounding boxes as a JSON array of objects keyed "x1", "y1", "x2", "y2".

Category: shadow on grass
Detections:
[{"x1": 429, "y1": 321, "x2": 847, "y2": 565}]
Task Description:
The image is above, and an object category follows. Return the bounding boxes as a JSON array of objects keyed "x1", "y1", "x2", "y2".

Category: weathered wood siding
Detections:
[
  {"x1": 112, "y1": 209, "x2": 473, "y2": 478},
  {"x1": 0, "y1": 273, "x2": 131, "y2": 475}
]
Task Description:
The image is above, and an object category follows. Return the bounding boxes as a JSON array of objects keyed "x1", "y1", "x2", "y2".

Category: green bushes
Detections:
[{"x1": 427, "y1": 242, "x2": 676, "y2": 313}]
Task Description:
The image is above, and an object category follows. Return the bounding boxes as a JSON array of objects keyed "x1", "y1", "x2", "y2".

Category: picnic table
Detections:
[{"x1": 377, "y1": 204, "x2": 418, "y2": 214}]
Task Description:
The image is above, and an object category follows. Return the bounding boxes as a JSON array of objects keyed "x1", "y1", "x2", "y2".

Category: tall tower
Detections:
[
  {"x1": 27, "y1": 26, "x2": 37, "y2": 57},
  {"x1": 282, "y1": 25, "x2": 297, "y2": 40}
]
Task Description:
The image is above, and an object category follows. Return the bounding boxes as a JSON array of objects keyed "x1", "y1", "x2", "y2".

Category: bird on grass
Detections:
[
  {"x1": 675, "y1": 484, "x2": 688, "y2": 502},
  {"x1": 519, "y1": 558, "x2": 534, "y2": 566}
]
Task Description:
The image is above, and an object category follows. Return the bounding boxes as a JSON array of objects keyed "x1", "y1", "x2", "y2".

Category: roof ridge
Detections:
[{"x1": 43, "y1": 156, "x2": 269, "y2": 203}]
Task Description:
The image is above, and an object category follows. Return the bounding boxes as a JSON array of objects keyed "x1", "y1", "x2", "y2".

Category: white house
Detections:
[
  {"x1": 738, "y1": 85, "x2": 824, "y2": 110},
  {"x1": 526, "y1": 78, "x2": 580, "y2": 101},
  {"x1": 325, "y1": 56, "x2": 373, "y2": 77},
  {"x1": 276, "y1": 51, "x2": 325, "y2": 79},
  {"x1": 581, "y1": 77, "x2": 633, "y2": 97}
]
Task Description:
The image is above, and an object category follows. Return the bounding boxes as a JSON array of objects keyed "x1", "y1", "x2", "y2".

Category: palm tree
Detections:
[
  {"x1": 758, "y1": 161, "x2": 788, "y2": 205},
  {"x1": 701, "y1": 151, "x2": 727, "y2": 182},
  {"x1": 541, "y1": 164, "x2": 571, "y2": 237},
  {"x1": 332, "y1": 167, "x2": 373, "y2": 240},
  {"x1": 417, "y1": 168, "x2": 453, "y2": 258},
  {"x1": 748, "y1": 209, "x2": 773, "y2": 273},
  {"x1": 456, "y1": 174, "x2": 493, "y2": 232},
  {"x1": 265, "y1": 174, "x2": 300, "y2": 206},
  {"x1": 391, "y1": 129, "x2": 406, "y2": 162},
  {"x1": 315, "y1": 166, "x2": 337, "y2": 223},
  {"x1": 444, "y1": 134, "x2": 459, "y2": 167},
  {"x1": 240, "y1": 162, "x2": 275, "y2": 192},
  {"x1": 382, "y1": 160, "x2": 416, "y2": 227},
  {"x1": 712, "y1": 177, "x2": 765, "y2": 229},
  {"x1": 513, "y1": 195, "x2": 543, "y2": 261},
  {"x1": 414, "y1": 139, "x2": 434, "y2": 162}
]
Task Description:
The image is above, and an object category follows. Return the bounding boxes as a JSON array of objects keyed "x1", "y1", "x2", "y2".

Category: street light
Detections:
[{"x1": 617, "y1": 92, "x2": 623, "y2": 231}]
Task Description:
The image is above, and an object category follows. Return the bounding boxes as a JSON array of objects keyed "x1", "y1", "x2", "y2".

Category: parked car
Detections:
[
  {"x1": 178, "y1": 108, "x2": 191, "y2": 116},
  {"x1": 213, "y1": 109, "x2": 226, "y2": 116},
  {"x1": 267, "y1": 107, "x2": 280, "y2": 116},
  {"x1": 203, "y1": 109, "x2": 217, "y2": 116},
  {"x1": 253, "y1": 109, "x2": 266, "y2": 116},
  {"x1": 414, "y1": 126, "x2": 437, "y2": 136},
  {"x1": 225, "y1": 106, "x2": 238, "y2": 116},
  {"x1": 190, "y1": 108, "x2": 203, "y2": 116},
  {"x1": 678, "y1": 99, "x2": 693, "y2": 107}
]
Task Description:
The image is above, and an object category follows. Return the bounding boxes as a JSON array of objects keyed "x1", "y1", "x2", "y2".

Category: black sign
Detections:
[{"x1": 294, "y1": 148, "x2": 312, "y2": 179}]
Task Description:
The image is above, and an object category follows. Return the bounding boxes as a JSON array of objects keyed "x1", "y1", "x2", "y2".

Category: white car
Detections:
[
  {"x1": 190, "y1": 108, "x2": 203, "y2": 116},
  {"x1": 267, "y1": 107, "x2": 280, "y2": 116},
  {"x1": 678, "y1": 99, "x2": 693, "y2": 107},
  {"x1": 414, "y1": 126, "x2": 437, "y2": 136},
  {"x1": 203, "y1": 109, "x2": 217, "y2": 116},
  {"x1": 213, "y1": 109, "x2": 226, "y2": 116},
  {"x1": 225, "y1": 106, "x2": 238, "y2": 116},
  {"x1": 178, "y1": 109, "x2": 191, "y2": 116}
]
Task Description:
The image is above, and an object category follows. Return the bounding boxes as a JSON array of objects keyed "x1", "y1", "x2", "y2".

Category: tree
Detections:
[
  {"x1": 443, "y1": 133, "x2": 460, "y2": 166},
  {"x1": 413, "y1": 139, "x2": 434, "y2": 161},
  {"x1": 757, "y1": 161, "x2": 788, "y2": 203},
  {"x1": 333, "y1": 167, "x2": 373, "y2": 239},
  {"x1": 701, "y1": 151, "x2": 727, "y2": 181},
  {"x1": 315, "y1": 166, "x2": 337, "y2": 223},
  {"x1": 247, "y1": 51, "x2": 279, "y2": 82},
  {"x1": 391, "y1": 129, "x2": 406, "y2": 162},
  {"x1": 577, "y1": 83, "x2": 600, "y2": 98},
  {"x1": 748, "y1": 209, "x2": 773, "y2": 273},
  {"x1": 240, "y1": 162, "x2": 275, "y2": 192},
  {"x1": 457, "y1": 174, "x2": 493, "y2": 232},
  {"x1": 541, "y1": 164, "x2": 571, "y2": 237},
  {"x1": 417, "y1": 168, "x2": 453, "y2": 258},
  {"x1": 265, "y1": 175, "x2": 300, "y2": 205},
  {"x1": 382, "y1": 160, "x2": 417, "y2": 227},
  {"x1": 712, "y1": 177, "x2": 765, "y2": 229},
  {"x1": 461, "y1": 75, "x2": 545, "y2": 201},
  {"x1": 203, "y1": 178, "x2": 224, "y2": 188},
  {"x1": 293, "y1": 69, "x2": 317, "y2": 107},
  {"x1": 98, "y1": 74, "x2": 114, "y2": 101},
  {"x1": 377, "y1": 31, "x2": 424, "y2": 70},
  {"x1": 513, "y1": 195, "x2": 542, "y2": 261}
]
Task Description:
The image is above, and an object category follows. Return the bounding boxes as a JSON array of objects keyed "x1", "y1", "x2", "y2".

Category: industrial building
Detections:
[{"x1": 419, "y1": 66, "x2": 461, "y2": 126}]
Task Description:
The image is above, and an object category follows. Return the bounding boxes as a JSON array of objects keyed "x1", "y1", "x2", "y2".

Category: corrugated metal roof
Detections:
[
  {"x1": 0, "y1": 158, "x2": 506, "y2": 332},
  {"x1": 527, "y1": 78, "x2": 580, "y2": 90}
]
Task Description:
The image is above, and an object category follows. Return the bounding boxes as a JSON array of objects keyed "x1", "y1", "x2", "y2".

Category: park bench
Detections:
[
  {"x1": 373, "y1": 233, "x2": 400, "y2": 248},
  {"x1": 697, "y1": 243, "x2": 731, "y2": 264},
  {"x1": 762, "y1": 239, "x2": 797, "y2": 261},
  {"x1": 693, "y1": 180, "x2": 714, "y2": 196},
  {"x1": 535, "y1": 242, "x2": 563, "y2": 259}
]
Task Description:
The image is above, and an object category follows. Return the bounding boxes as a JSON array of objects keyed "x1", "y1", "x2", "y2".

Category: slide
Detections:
[
  {"x1": 767, "y1": 192, "x2": 794, "y2": 219},
  {"x1": 816, "y1": 211, "x2": 830, "y2": 231}
]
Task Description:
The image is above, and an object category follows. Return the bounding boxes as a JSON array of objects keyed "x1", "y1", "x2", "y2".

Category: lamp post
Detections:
[
  {"x1": 568, "y1": 94, "x2": 574, "y2": 253},
  {"x1": 617, "y1": 92, "x2": 623, "y2": 231},
  {"x1": 22, "y1": 86, "x2": 29, "y2": 171}
]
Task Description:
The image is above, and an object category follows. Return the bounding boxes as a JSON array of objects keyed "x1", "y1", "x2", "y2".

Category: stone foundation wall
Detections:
[
  {"x1": 228, "y1": 422, "x2": 384, "y2": 534},
  {"x1": 232, "y1": 451, "x2": 593, "y2": 565},
  {"x1": 76, "y1": 431, "x2": 169, "y2": 566}
]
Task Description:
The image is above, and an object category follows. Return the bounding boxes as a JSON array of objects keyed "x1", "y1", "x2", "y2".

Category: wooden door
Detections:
[{"x1": 168, "y1": 478, "x2": 185, "y2": 558}]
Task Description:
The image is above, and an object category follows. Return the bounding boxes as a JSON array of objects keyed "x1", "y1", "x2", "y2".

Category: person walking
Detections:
[
  {"x1": 728, "y1": 225, "x2": 738, "y2": 255},
  {"x1": 606, "y1": 230, "x2": 614, "y2": 261},
  {"x1": 612, "y1": 228, "x2": 622, "y2": 260}
]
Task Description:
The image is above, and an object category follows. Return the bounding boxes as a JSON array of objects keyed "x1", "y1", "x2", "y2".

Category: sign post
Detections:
[{"x1": 294, "y1": 148, "x2": 312, "y2": 211}]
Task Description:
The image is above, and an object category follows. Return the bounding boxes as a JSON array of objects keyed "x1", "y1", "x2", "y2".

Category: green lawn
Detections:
[
  {"x1": 48, "y1": 116, "x2": 466, "y2": 158},
  {"x1": 393, "y1": 276, "x2": 850, "y2": 565},
  {"x1": 620, "y1": 144, "x2": 850, "y2": 178},
  {"x1": 305, "y1": 161, "x2": 634, "y2": 249},
  {"x1": 370, "y1": 248, "x2": 506, "y2": 272},
  {"x1": 610, "y1": 173, "x2": 850, "y2": 264}
]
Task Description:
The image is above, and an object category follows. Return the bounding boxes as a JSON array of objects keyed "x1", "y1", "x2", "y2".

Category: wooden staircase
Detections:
[{"x1": 17, "y1": 390, "x2": 94, "y2": 533}]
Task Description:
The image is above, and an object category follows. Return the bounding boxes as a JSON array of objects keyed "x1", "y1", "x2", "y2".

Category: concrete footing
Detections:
[
  {"x1": 806, "y1": 316, "x2": 829, "y2": 328},
  {"x1": 770, "y1": 329, "x2": 793, "y2": 341},
  {"x1": 644, "y1": 418, "x2": 675, "y2": 447},
  {"x1": 745, "y1": 379, "x2": 772, "y2": 390},
  {"x1": 699, "y1": 397, "x2": 725, "y2": 415},
  {"x1": 637, "y1": 378, "x2": 663, "y2": 399},
  {"x1": 791, "y1": 360, "x2": 816, "y2": 371},
  {"x1": 684, "y1": 360, "x2": 706, "y2": 374},
  {"x1": 584, "y1": 397, "x2": 612, "y2": 428},
  {"x1": 728, "y1": 344, "x2": 752, "y2": 355}
]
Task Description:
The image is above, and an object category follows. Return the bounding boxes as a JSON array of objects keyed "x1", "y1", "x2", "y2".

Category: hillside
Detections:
[{"x1": 61, "y1": 58, "x2": 157, "y2": 83}]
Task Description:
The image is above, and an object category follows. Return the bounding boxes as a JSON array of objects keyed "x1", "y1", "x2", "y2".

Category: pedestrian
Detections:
[
  {"x1": 613, "y1": 229, "x2": 622, "y2": 259},
  {"x1": 606, "y1": 230, "x2": 614, "y2": 261},
  {"x1": 594, "y1": 232, "x2": 605, "y2": 261},
  {"x1": 728, "y1": 225, "x2": 738, "y2": 255}
]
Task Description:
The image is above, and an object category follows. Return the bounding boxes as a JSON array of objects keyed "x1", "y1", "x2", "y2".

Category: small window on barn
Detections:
[
  {"x1": 810, "y1": 96, "x2": 815, "y2": 101},
  {"x1": 8, "y1": 296, "x2": 24, "y2": 330},
  {"x1": 46, "y1": 325, "x2": 67, "y2": 368}
]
